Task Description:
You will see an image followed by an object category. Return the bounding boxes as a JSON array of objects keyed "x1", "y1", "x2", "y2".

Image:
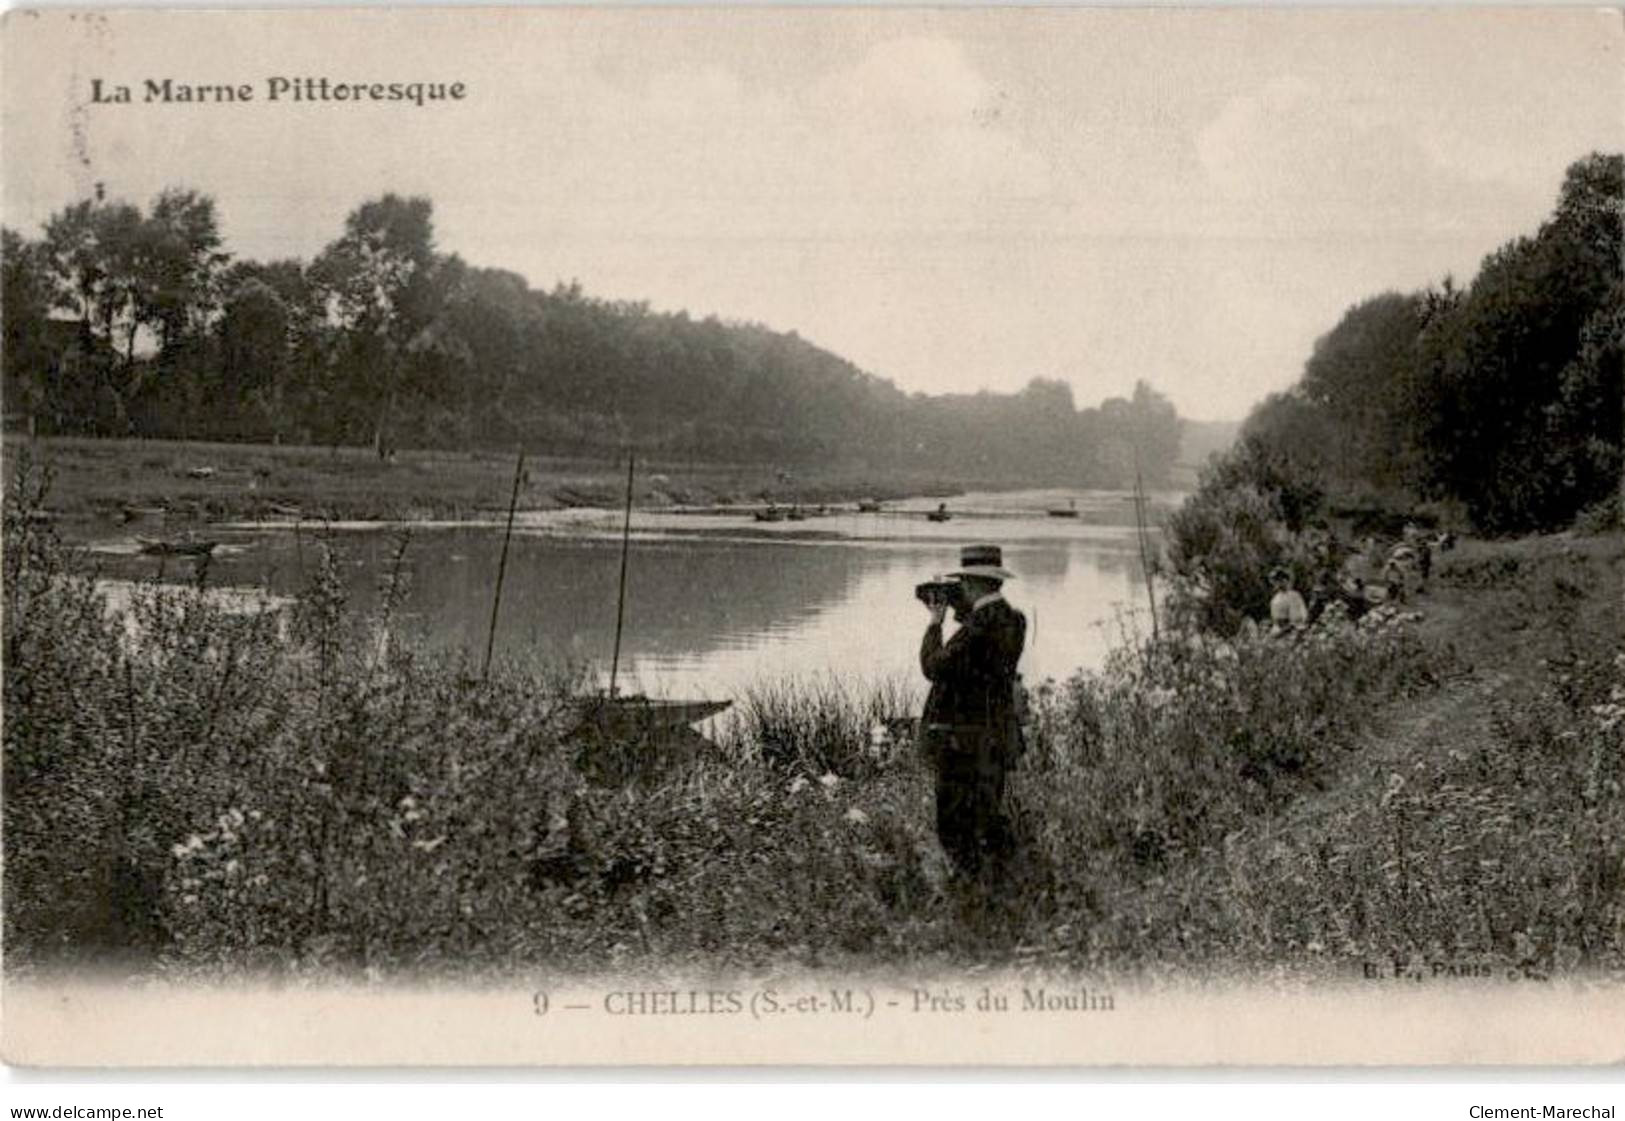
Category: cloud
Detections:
[
  {"x1": 1194, "y1": 75, "x2": 1517, "y2": 237},
  {"x1": 583, "y1": 36, "x2": 1051, "y2": 230},
  {"x1": 820, "y1": 35, "x2": 992, "y2": 122}
]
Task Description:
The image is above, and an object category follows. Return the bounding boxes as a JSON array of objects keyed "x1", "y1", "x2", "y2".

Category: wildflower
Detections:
[
  {"x1": 788, "y1": 775, "x2": 810, "y2": 795},
  {"x1": 819, "y1": 772, "x2": 840, "y2": 789},
  {"x1": 844, "y1": 807, "x2": 869, "y2": 825},
  {"x1": 224, "y1": 859, "x2": 240, "y2": 877}
]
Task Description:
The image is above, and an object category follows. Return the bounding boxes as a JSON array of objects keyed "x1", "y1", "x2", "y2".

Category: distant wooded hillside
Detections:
[{"x1": 4, "y1": 190, "x2": 1185, "y2": 487}]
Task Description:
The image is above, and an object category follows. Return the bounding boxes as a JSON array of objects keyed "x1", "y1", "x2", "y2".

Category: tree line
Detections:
[
  {"x1": 2, "y1": 189, "x2": 1182, "y2": 486},
  {"x1": 1161, "y1": 152, "x2": 1621, "y2": 634},
  {"x1": 1239, "y1": 152, "x2": 1622, "y2": 534}
]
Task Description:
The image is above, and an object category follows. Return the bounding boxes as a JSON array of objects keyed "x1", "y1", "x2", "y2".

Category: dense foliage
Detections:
[
  {"x1": 1240, "y1": 153, "x2": 1622, "y2": 534},
  {"x1": 3, "y1": 191, "x2": 1182, "y2": 486},
  {"x1": 14, "y1": 456, "x2": 1617, "y2": 980}
]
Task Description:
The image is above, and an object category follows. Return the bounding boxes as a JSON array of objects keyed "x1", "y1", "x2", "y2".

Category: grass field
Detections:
[
  {"x1": 7, "y1": 444, "x2": 1618, "y2": 981},
  {"x1": 1, "y1": 435, "x2": 980, "y2": 523}
]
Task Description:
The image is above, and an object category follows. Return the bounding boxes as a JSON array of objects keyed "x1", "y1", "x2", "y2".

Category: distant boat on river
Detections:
[
  {"x1": 927, "y1": 503, "x2": 952, "y2": 523},
  {"x1": 1048, "y1": 499, "x2": 1080, "y2": 518},
  {"x1": 137, "y1": 535, "x2": 219, "y2": 557}
]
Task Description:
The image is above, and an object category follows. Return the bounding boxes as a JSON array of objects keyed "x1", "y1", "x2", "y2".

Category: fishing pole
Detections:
[
  {"x1": 482, "y1": 450, "x2": 525, "y2": 680},
  {"x1": 608, "y1": 451, "x2": 635, "y2": 698}
]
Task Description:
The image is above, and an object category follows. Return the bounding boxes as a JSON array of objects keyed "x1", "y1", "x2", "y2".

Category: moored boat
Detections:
[
  {"x1": 570, "y1": 452, "x2": 730, "y2": 777},
  {"x1": 569, "y1": 695, "x2": 732, "y2": 740}
]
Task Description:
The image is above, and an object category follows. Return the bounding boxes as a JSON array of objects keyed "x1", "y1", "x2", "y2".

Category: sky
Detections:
[{"x1": 4, "y1": 7, "x2": 1621, "y2": 421}]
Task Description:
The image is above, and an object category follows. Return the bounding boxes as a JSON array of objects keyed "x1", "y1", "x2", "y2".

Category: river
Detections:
[{"x1": 87, "y1": 487, "x2": 1175, "y2": 702}]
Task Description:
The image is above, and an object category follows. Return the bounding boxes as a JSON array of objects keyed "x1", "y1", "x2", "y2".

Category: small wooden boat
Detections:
[
  {"x1": 1048, "y1": 499, "x2": 1080, "y2": 518},
  {"x1": 856, "y1": 499, "x2": 882, "y2": 513},
  {"x1": 754, "y1": 506, "x2": 785, "y2": 523},
  {"x1": 569, "y1": 695, "x2": 732, "y2": 740},
  {"x1": 137, "y1": 536, "x2": 219, "y2": 558},
  {"x1": 926, "y1": 504, "x2": 952, "y2": 523},
  {"x1": 572, "y1": 452, "x2": 730, "y2": 780}
]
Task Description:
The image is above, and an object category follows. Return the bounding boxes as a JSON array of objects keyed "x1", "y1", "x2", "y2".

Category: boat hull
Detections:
[{"x1": 570, "y1": 696, "x2": 731, "y2": 738}]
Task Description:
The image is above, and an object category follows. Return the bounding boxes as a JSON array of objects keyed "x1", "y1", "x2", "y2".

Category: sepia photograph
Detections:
[{"x1": 1, "y1": 5, "x2": 1621, "y2": 1067}]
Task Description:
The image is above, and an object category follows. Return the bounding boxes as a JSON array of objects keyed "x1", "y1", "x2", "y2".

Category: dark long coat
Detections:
[
  {"x1": 919, "y1": 595, "x2": 1027, "y2": 755},
  {"x1": 918, "y1": 594, "x2": 1027, "y2": 876}
]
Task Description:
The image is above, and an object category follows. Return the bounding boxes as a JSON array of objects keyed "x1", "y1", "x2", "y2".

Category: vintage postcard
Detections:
[{"x1": 2, "y1": 6, "x2": 1622, "y2": 1067}]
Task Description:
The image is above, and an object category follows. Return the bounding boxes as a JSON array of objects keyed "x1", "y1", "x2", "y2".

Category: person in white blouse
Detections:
[{"x1": 1268, "y1": 566, "x2": 1309, "y2": 636}]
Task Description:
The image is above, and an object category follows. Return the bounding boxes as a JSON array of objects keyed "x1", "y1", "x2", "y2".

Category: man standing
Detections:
[{"x1": 919, "y1": 543, "x2": 1027, "y2": 881}]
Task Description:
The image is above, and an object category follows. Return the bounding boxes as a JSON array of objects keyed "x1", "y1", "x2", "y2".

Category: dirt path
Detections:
[{"x1": 1234, "y1": 532, "x2": 1617, "y2": 856}]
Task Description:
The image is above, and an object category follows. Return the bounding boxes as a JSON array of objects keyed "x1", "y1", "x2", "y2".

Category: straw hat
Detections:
[{"x1": 948, "y1": 543, "x2": 1015, "y2": 582}]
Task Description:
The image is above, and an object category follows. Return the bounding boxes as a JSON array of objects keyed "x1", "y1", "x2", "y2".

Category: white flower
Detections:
[
  {"x1": 844, "y1": 808, "x2": 869, "y2": 825},
  {"x1": 788, "y1": 775, "x2": 810, "y2": 795},
  {"x1": 819, "y1": 772, "x2": 840, "y2": 789}
]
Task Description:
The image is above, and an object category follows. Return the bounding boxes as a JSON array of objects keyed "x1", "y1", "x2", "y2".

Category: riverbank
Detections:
[
  {"x1": 1, "y1": 435, "x2": 996, "y2": 523},
  {"x1": 1029, "y1": 530, "x2": 1624, "y2": 975},
  {"x1": 4, "y1": 458, "x2": 1619, "y2": 978}
]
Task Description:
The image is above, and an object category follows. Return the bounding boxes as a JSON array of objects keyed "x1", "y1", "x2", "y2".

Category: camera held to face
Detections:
[{"x1": 915, "y1": 576, "x2": 967, "y2": 611}]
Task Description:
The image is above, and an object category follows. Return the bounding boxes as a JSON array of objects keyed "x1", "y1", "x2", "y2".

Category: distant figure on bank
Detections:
[
  {"x1": 918, "y1": 544, "x2": 1027, "y2": 881},
  {"x1": 1268, "y1": 567, "x2": 1309, "y2": 636},
  {"x1": 1402, "y1": 522, "x2": 1433, "y2": 589}
]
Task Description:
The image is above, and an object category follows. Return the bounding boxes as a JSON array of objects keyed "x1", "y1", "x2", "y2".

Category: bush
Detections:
[
  {"x1": 1573, "y1": 492, "x2": 1623, "y2": 535},
  {"x1": 17, "y1": 452, "x2": 1611, "y2": 981},
  {"x1": 1162, "y1": 438, "x2": 1345, "y2": 635}
]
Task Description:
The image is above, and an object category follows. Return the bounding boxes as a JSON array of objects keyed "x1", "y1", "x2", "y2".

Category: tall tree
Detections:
[
  {"x1": 142, "y1": 187, "x2": 227, "y2": 354},
  {"x1": 38, "y1": 196, "x2": 147, "y2": 430},
  {"x1": 218, "y1": 277, "x2": 291, "y2": 441},
  {"x1": 2, "y1": 229, "x2": 53, "y2": 435},
  {"x1": 1419, "y1": 152, "x2": 1623, "y2": 530},
  {"x1": 1297, "y1": 291, "x2": 1427, "y2": 491},
  {"x1": 309, "y1": 194, "x2": 437, "y2": 457}
]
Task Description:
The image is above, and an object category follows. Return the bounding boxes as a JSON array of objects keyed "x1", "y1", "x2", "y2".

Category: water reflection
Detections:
[{"x1": 86, "y1": 490, "x2": 1164, "y2": 700}]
